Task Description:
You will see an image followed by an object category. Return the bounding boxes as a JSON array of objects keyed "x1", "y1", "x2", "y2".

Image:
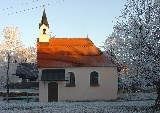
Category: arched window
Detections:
[
  {"x1": 66, "y1": 72, "x2": 75, "y2": 87},
  {"x1": 90, "y1": 71, "x2": 99, "y2": 86}
]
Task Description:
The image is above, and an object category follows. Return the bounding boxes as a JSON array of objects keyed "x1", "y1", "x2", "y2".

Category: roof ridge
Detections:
[
  {"x1": 51, "y1": 37, "x2": 89, "y2": 39},
  {"x1": 48, "y1": 38, "x2": 94, "y2": 46}
]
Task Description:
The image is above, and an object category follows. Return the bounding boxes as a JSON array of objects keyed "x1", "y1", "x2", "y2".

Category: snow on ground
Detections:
[
  {"x1": 0, "y1": 92, "x2": 159, "y2": 113},
  {"x1": 0, "y1": 100, "x2": 156, "y2": 113},
  {"x1": 118, "y1": 92, "x2": 157, "y2": 101}
]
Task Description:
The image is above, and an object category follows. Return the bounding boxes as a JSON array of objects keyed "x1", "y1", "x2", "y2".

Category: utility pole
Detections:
[{"x1": 6, "y1": 52, "x2": 10, "y2": 102}]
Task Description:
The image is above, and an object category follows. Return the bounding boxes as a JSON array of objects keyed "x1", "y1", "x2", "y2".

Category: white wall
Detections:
[
  {"x1": 39, "y1": 81, "x2": 49, "y2": 102},
  {"x1": 59, "y1": 67, "x2": 118, "y2": 101},
  {"x1": 39, "y1": 69, "x2": 49, "y2": 102},
  {"x1": 39, "y1": 66, "x2": 118, "y2": 102},
  {"x1": 38, "y1": 24, "x2": 50, "y2": 42}
]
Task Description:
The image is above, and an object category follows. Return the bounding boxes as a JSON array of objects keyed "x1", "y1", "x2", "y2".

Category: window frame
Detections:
[
  {"x1": 66, "y1": 72, "x2": 76, "y2": 87},
  {"x1": 90, "y1": 71, "x2": 99, "y2": 87}
]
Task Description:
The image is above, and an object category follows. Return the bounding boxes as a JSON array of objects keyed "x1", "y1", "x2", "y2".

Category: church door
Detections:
[{"x1": 48, "y1": 82, "x2": 58, "y2": 102}]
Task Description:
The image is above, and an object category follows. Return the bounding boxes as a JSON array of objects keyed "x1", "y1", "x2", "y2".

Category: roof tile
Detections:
[{"x1": 37, "y1": 38, "x2": 114, "y2": 68}]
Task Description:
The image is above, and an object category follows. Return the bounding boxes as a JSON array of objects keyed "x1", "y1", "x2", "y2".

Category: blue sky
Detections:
[{"x1": 0, "y1": 0, "x2": 126, "y2": 48}]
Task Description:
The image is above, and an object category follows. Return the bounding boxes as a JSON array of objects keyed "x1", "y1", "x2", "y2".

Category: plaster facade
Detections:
[
  {"x1": 39, "y1": 66, "x2": 118, "y2": 102},
  {"x1": 39, "y1": 24, "x2": 50, "y2": 42}
]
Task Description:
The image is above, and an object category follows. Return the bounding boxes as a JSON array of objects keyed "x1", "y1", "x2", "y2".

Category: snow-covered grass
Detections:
[
  {"x1": 118, "y1": 92, "x2": 157, "y2": 101},
  {"x1": 0, "y1": 100, "x2": 156, "y2": 113},
  {"x1": 0, "y1": 92, "x2": 159, "y2": 113}
]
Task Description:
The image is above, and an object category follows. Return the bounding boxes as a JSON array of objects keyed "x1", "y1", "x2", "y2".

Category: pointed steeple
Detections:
[
  {"x1": 39, "y1": 9, "x2": 49, "y2": 29},
  {"x1": 38, "y1": 9, "x2": 50, "y2": 42}
]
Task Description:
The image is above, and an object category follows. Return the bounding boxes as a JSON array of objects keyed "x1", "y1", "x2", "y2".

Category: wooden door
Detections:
[{"x1": 48, "y1": 82, "x2": 58, "y2": 102}]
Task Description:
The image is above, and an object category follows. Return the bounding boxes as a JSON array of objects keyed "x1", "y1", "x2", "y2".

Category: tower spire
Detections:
[
  {"x1": 38, "y1": 9, "x2": 50, "y2": 42},
  {"x1": 39, "y1": 9, "x2": 49, "y2": 29}
]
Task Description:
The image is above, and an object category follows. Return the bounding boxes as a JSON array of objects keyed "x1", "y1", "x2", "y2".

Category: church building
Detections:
[{"x1": 37, "y1": 10, "x2": 118, "y2": 102}]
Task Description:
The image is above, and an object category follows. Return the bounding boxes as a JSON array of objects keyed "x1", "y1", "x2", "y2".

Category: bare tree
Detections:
[
  {"x1": 104, "y1": 0, "x2": 160, "y2": 90},
  {"x1": 0, "y1": 26, "x2": 23, "y2": 102},
  {"x1": 0, "y1": 26, "x2": 36, "y2": 102}
]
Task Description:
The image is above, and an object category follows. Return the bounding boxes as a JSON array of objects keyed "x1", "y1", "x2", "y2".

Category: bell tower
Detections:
[{"x1": 38, "y1": 9, "x2": 50, "y2": 42}]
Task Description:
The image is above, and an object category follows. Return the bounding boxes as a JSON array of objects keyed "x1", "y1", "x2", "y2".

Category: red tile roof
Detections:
[{"x1": 37, "y1": 38, "x2": 114, "y2": 68}]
